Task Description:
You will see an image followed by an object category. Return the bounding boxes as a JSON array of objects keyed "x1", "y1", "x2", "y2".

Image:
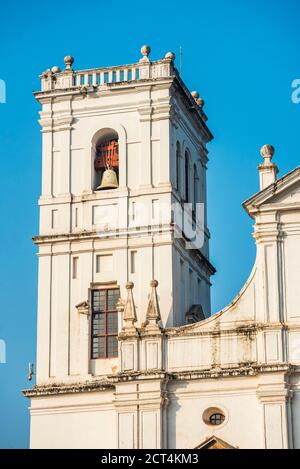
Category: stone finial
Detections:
[
  {"x1": 140, "y1": 45, "x2": 151, "y2": 63},
  {"x1": 122, "y1": 282, "x2": 137, "y2": 332},
  {"x1": 260, "y1": 144, "x2": 275, "y2": 164},
  {"x1": 191, "y1": 91, "x2": 205, "y2": 108},
  {"x1": 141, "y1": 45, "x2": 151, "y2": 57},
  {"x1": 64, "y1": 55, "x2": 74, "y2": 70},
  {"x1": 258, "y1": 144, "x2": 278, "y2": 190},
  {"x1": 165, "y1": 51, "x2": 175, "y2": 61},
  {"x1": 41, "y1": 68, "x2": 52, "y2": 78},
  {"x1": 51, "y1": 66, "x2": 61, "y2": 74},
  {"x1": 144, "y1": 280, "x2": 161, "y2": 331}
]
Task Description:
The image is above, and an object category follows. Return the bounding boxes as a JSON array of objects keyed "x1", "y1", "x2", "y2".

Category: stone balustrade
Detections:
[
  {"x1": 38, "y1": 45, "x2": 206, "y2": 117},
  {"x1": 40, "y1": 57, "x2": 178, "y2": 92}
]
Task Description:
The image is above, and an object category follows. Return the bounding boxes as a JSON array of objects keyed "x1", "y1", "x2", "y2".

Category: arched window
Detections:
[
  {"x1": 176, "y1": 141, "x2": 181, "y2": 192},
  {"x1": 193, "y1": 163, "x2": 199, "y2": 214},
  {"x1": 93, "y1": 129, "x2": 119, "y2": 191},
  {"x1": 185, "y1": 150, "x2": 190, "y2": 202}
]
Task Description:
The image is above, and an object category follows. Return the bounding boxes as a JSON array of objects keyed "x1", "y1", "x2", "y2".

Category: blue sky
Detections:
[{"x1": 0, "y1": 0, "x2": 299, "y2": 448}]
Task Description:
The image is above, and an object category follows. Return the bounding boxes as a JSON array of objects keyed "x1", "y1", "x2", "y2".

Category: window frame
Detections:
[
  {"x1": 91, "y1": 287, "x2": 120, "y2": 359},
  {"x1": 209, "y1": 412, "x2": 225, "y2": 426},
  {"x1": 72, "y1": 257, "x2": 78, "y2": 279},
  {"x1": 202, "y1": 406, "x2": 227, "y2": 427}
]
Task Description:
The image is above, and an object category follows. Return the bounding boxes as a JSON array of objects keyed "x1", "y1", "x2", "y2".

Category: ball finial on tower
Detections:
[
  {"x1": 197, "y1": 98, "x2": 205, "y2": 108},
  {"x1": 165, "y1": 51, "x2": 175, "y2": 61},
  {"x1": 258, "y1": 145, "x2": 278, "y2": 190},
  {"x1": 64, "y1": 55, "x2": 74, "y2": 70},
  {"x1": 191, "y1": 91, "x2": 205, "y2": 108},
  {"x1": 260, "y1": 144, "x2": 275, "y2": 163},
  {"x1": 141, "y1": 45, "x2": 151, "y2": 58},
  {"x1": 51, "y1": 65, "x2": 61, "y2": 74}
]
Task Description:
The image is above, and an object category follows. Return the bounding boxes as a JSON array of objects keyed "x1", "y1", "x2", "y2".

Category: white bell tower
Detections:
[
  {"x1": 34, "y1": 45, "x2": 214, "y2": 381},
  {"x1": 27, "y1": 46, "x2": 215, "y2": 448}
]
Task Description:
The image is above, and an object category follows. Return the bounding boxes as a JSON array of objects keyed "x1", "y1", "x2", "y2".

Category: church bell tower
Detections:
[{"x1": 26, "y1": 46, "x2": 215, "y2": 448}]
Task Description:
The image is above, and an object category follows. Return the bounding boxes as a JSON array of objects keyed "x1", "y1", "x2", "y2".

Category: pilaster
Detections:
[
  {"x1": 257, "y1": 373, "x2": 293, "y2": 448},
  {"x1": 114, "y1": 376, "x2": 169, "y2": 449}
]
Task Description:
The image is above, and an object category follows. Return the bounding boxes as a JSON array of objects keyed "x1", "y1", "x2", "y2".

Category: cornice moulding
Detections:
[{"x1": 23, "y1": 380, "x2": 114, "y2": 397}]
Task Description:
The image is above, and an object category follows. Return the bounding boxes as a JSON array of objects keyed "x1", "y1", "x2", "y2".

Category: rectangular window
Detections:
[
  {"x1": 91, "y1": 288, "x2": 119, "y2": 359},
  {"x1": 72, "y1": 257, "x2": 78, "y2": 279},
  {"x1": 51, "y1": 209, "x2": 58, "y2": 229},
  {"x1": 96, "y1": 255, "x2": 100, "y2": 273},
  {"x1": 75, "y1": 207, "x2": 78, "y2": 228},
  {"x1": 132, "y1": 201, "x2": 136, "y2": 221},
  {"x1": 130, "y1": 251, "x2": 137, "y2": 274}
]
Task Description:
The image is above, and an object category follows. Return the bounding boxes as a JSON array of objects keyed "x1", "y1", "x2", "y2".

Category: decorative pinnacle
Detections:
[
  {"x1": 144, "y1": 280, "x2": 161, "y2": 331},
  {"x1": 191, "y1": 91, "x2": 205, "y2": 108},
  {"x1": 140, "y1": 45, "x2": 151, "y2": 63},
  {"x1": 260, "y1": 144, "x2": 275, "y2": 164},
  {"x1": 122, "y1": 282, "x2": 137, "y2": 332},
  {"x1": 64, "y1": 55, "x2": 74, "y2": 70},
  {"x1": 150, "y1": 279, "x2": 158, "y2": 288},
  {"x1": 197, "y1": 98, "x2": 205, "y2": 108},
  {"x1": 165, "y1": 51, "x2": 175, "y2": 61},
  {"x1": 141, "y1": 45, "x2": 151, "y2": 57},
  {"x1": 191, "y1": 91, "x2": 199, "y2": 99},
  {"x1": 258, "y1": 144, "x2": 278, "y2": 189},
  {"x1": 51, "y1": 65, "x2": 61, "y2": 74}
]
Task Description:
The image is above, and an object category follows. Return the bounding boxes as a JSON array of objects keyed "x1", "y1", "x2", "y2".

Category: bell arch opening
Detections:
[{"x1": 92, "y1": 128, "x2": 119, "y2": 191}]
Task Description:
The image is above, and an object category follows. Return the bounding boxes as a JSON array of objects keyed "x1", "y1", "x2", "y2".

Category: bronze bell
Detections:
[{"x1": 96, "y1": 167, "x2": 119, "y2": 190}]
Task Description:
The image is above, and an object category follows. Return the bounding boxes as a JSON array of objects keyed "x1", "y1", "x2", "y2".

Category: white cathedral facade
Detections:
[{"x1": 24, "y1": 46, "x2": 300, "y2": 449}]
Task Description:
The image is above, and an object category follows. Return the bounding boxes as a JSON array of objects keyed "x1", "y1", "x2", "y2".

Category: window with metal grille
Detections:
[
  {"x1": 91, "y1": 288, "x2": 119, "y2": 359},
  {"x1": 209, "y1": 413, "x2": 225, "y2": 426}
]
